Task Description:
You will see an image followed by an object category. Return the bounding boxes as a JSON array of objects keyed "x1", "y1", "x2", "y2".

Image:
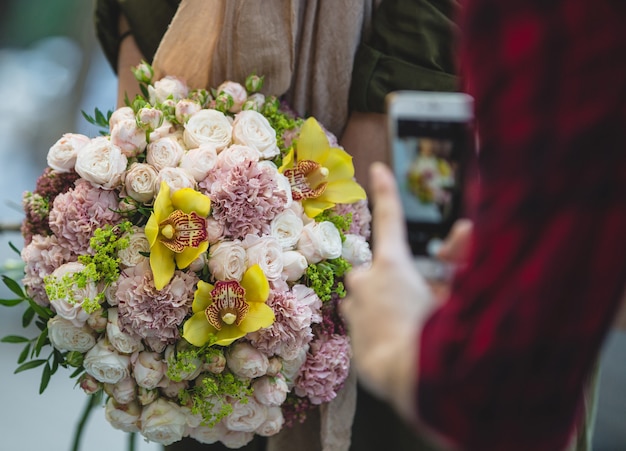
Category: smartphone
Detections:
[{"x1": 386, "y1": 91, "x2": 474, "y2": 279}]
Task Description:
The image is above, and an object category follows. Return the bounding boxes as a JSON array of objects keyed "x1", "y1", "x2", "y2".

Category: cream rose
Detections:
[
  {"x1": 124, "y1": 162, "x2": 158, "y2": 203},
  {"x1": 175, "y1": 99, "x2": 202, "y2": 123},
  {"x1": 140, "y1": 398, "x2": 188, "y2": 446},
  {"x1": 188, "y1": 421, "x2": 224, "y2": 445},
  {"x1": 183, "y1": 109, "x2": 232, "y2": 150},
  {"x1": 243, "y1": 235, "x2": 284, "y2": 281},
  {"x1": 231, "y1": 110, "x2": 279, "y2": 159},
  {"x1": 224, "y1": 397, "x2": 268, "y2": 433},
  {"x1": 180, "y1": 145, "x2": 218, "y2": 181},
  {"x1": 206, "y1": 218, "x2": 226, "y2": 244},
  {"x1": 242, "y1": 93, "x2": 265, "y2": 112},
  {"x1": 109, "y1": 106, "x2": 135, "y2": 129},
  {"x1": 216, "y1": 144, "x2": 261, "y2": 169},
  {"x1": 252, "y1": 374, "x2": 288, "y2": 407},
  {"x1": 296, "y1": 221, "x2": 343, "y2": 264},
  {"x1": 118, "y1": 226, "x2": 150, "y2": 267},
  {"x1": 146, "y1": 136, "x2": 185, "y2": 171},
  {"x1": 136, "y1": 107, "x2": 164, "y2": 131},
  {"x1": 75, "y1": 137, "x2": 128, "y2": 190},
  {"x1": 110, "y1": 119, "x2": 147, "y2": 157},
  {"x1": 281, "y1": 250, "x2": 308, "y2": 282},
  {"x1": 341, "y1": 234, "x2": 372, "y2": 267},
  {"x1": 208, "y1": 240, "x2": 247, "y2": 281},
  {"x1": 83, "y1": 338, "x2": 131, "y2": 384},
  {"x1": 47, "y1": 133, "x2": 90, "y2": 172},
  {"x1": 105, "y1": 399, "x2": 141, "y2": 433},
  {"x1": 270, "y1": 209, "x2": 304, "y2": 250},
  {"x1": 226, "y1": 342, "x2": 269, "y2": 379},
  {"x1": 132, "y1": 351, "x2": 166, "y2": 390},
  {"x1": 156, "y1": 167, "x2": 196, "y2": 193},
  {"x1": 148, "y1": 75, "x2": 189, "y2": 104},
  {"x1": 104, "y1": 376, "x2": 137, "y2": 404},
  {"x1": 47, "y1": 315, "x2": 96, "y2": 352},
  {"x1": 281, "y1": 346, "x2": 308, "y2": 388},
  {"x1": 47, "y1": 261, "x2": 97, "y2": 327},
  {"x1": 107, "y1": 308, "x2": 144, "y2": 354},
  {"x1": 216, "y1": 80, "x2": 248, "y2": 113},
  {"x1": 255, "y1": 406, "x2": 284, "y2": 437}
]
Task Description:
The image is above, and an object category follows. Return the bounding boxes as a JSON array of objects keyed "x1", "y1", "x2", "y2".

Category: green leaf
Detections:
[
  {"x1": 22, "y1": 307, "x2": 35, "y2": 328},
  {"x1": 8, "y1": 241, "x2": 21, "y2": 256},
  {"x1": 14, "y1": 359, "x2": 47, "y2": 374},
  {"x1": 34, "y1": 329, "x2": 49, "y2": 357},
  {"x1": 95, "y1": 108, "x2": 106, "y2": 125},
  {"x1": 17, "y1": 343, "x2": 31, "y2": 364},
  {"x1": 51, "y1": 354, "x2": 59, "y2": 374},
  {"x1": 69, "y1": 366, "x2": 84, "y2": 378},
  {"x1": 2, "y1": 275, "x2": 25, "y2": 298},
  {"x1": 0, "y1": 298, "x2": 23, "y2": 307},
  {"x1": 39, "y1": 362, "x2": 52, "y2": 394},
  {"x1": 26, "y1": 298, "x2": 53, "y2": 320},
  {"x1": 1, "y1": 335, "x2": 29, "y2": 343},
  {"x1": 81, "y1": 110, "x2": 96, "y2": 125}
]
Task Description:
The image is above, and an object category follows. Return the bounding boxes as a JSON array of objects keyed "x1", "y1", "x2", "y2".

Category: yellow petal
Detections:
[
  {"x1": 183, "y1": 311, "x2": 217, "y2": 347},
  {"x1": 192, "y1": 280, "x2": 214, "y2": 313},
  {"x1": 150, "y1": 242, "x2": 176, "y2": 290},
  {"x1": 324, "y1": 147, "x2": 356, "y2": 182},
  {"x1": 278, "y1": 149, "x2": 295, "y2": 173},
  {"x1": 297, "y1": 118, "x2": 330, "y2": 162},
  {"x1": 303, "y1": 198, "x2": 336, "y2": 218},
  {"x1": 241, "y1": 264, "x2": 269, "y2": 303},
  {"x1": 214, "y1": 324, "x2": 246, "y2": 346},
  {"x1": 171, "y1": 188, "x2": 211, "y2": 216},
  {"x1": 154, "y1": 181, "x2": 174, "y2": 220},
  {"x1": 175, "y1": 241, "x2": 208, "y2": 269},
  {"x1": 145, "y1": 213, "x2": 159, "y2": 247},
  {"x1": 239, "y1": 302, "x2": 275, "y2": 333},
  {"x1": 322, "y1": 179, "x2": 367, "y2": 204}
]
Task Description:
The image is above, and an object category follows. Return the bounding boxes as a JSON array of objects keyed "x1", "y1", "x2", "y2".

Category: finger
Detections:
[
  {"x1": 437, "y1": 219, "x2": 474, "y2": 263},
  {"x1": 369, "y1": 162, "x2": 408, "y2": 257}
]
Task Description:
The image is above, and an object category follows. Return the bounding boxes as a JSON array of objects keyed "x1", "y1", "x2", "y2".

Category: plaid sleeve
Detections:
[{"x1": 417, "y1": 1, "x2": 626, "y2": 450}]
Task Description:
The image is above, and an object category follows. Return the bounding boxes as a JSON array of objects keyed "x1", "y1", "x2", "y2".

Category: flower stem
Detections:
[
  {"x1": 128, "y1": 432, "x2": 136, "y2": 451},
  {"x1": 71, "y1": 393, "x2": 100, "y2": 451}
]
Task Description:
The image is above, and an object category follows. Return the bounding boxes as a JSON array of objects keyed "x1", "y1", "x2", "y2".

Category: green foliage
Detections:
[
  {"x1": 81, "y1": 107, "x2": 113, "y2": 136},
  {"x1": 305, "y1": 258, "x2": 352, "y2": 302},
  {"x1": 314, "y1": 210, "x2": 353, "y2": 241}
]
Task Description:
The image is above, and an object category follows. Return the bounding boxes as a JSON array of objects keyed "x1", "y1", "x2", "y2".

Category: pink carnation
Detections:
[
  {"x1": 333, "y1": 200, "x2": 372, "y2": 240},
  {"x1": 293, "y1": 334, "x2": 351, "y2": 405},
  {"x1": 48, "y1": 179, "x2": 122, "y2": 255},
  {"x1": 248, "y1": 285, "x2": 322, "y2": 360},
  {"x1": 115, "y1": 263, "x2": 198, "y2": 346},
  {"x1": 202, "y1": 159, "x2": 287, "y2": 239},
  {"x1": 21, "y1": 234, "x2": 75, "y2": 306}
]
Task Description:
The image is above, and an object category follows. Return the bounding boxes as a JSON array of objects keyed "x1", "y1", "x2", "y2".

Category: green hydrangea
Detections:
[{"x1": 305, "y1": 258, "x2": 352, "y2": 302}]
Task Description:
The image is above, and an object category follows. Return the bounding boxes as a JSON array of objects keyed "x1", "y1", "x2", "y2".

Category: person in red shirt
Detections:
[{"x1": 341, "y1": 0, "x2": 626, "y2": 450}]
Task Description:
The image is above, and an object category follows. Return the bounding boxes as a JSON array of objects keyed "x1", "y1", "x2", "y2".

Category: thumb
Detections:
[
  {"x1": 369, "y1": 162, "x2": 409, "y2": 259},
  {"x1": 437, "y1": 219, "x2": 474, "y2": 263}
]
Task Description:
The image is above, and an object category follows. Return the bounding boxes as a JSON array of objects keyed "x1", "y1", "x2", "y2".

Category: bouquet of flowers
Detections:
[{"x1": 2, "y1": 64, "x2": 372, "y2": 448}]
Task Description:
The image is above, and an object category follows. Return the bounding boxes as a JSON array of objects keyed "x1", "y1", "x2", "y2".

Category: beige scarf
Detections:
[{"x1": 152, "y1": 0, "x2": 380, "y2": 137}]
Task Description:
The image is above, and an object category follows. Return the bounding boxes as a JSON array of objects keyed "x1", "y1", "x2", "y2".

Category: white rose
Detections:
[
  {"x1": 296, "y1": 221, "x2": 343, "y2": 264},
  {"x1": 180, "y1": 145, "x2": 218, "y2": 181},
  {"x1": 188, "y1": 422, "x2": 223, "y2": 445},
  {"x1": 226, "y1": 342, "x2": 269, "y2": 379},
  {"x1": 206, "y1": 218, "x2": 225, "y2": 244},
  {"x1": 148, "y1": 75, "x2": 189, "y2": 104},
  {"x1": 105, "y1": 398, "x2": 141, "y2": 433},
  {"x1": 231, "y1": 110, "x2": 279, "y2": 159},
  {"x1": 149, "y1": 120, "x2": 178, "y2": 142},
  {"x1": 88, "y1": 308, "x2": 108, "y2": 333},
  {"x1": 243, "y1": 235, "x2": 284, "y2": 281},
  {"x1": 342, "y1": 234, "x2": 372, "y2": 267},
  {"x1": 184, "y1": 109, "x2": 232, "y2": 150},
  {"x1": 175, "y1": 99, "x2": 202, "y2": 123},
  {"x1": 219, "y1": 429, "x2": 254, "y2": 449},
  {"x1": 124, "y1": 162, "x2": 158, "y2": 203},
  {"x1": 216, "y1": 81, "x2": 248, "y2": 113},
  {"x1": 208, "y1": 240, "x2": 247, "y2": 281},
  {"x1": 110, "y1": 119, "x2": 147, "y2": 157},
  {"x1": 256, "y1": 406, "x2": 284, "y2": 437},
  {"x1": 156, "y1": 167, "x2": 196, "y2": 193},
  {"x1": 281, "y1": 346, "x2": 308, "y2": 388},
  {"x1": 188, "y1": 252, "x2": 207, "y2": 273},
  {"x1": 146, "y1": 136, "x2": 185, "y2": 171},
  {"x1": 132, "y1": 351, "x2": 166, "y2": 390},
  {"x1": 140, "y1": 398, "x2": 187, "y2": 446},
  {"x1": 109, "y1": 106, "x2": 135, "y2": 129},
  {"x1": 281, "y1": 250, "x2": 308, "y2": 282},
  {"x1": 47, "y1": 316, "x2": 96, "y2": 352},
  {"x1": 104, "y1": 376, "x2": 137, "y2": 404},
  {"x1": 203, "y1": 350, "x2": 226, "y2": 374},
  {"x1": 107, "y1": 308, "x2": 144, "y2": 354},
  {"x1": 252, "y1": 374, "x2": 288, "y2": 407},
  {"x1": 164, "y1": 345, "x2": 203, "y2": 381},
  {"x1": 47, "y1": 133, "x2": 90, "y2": 172},
  {"x1": 138, "y1": 387, "x2": 159, "y2": 405},
  {"x1": 270, "y1": 209, "x2": 304, "y2": 250},
  {"x1": 84, "y1": 338, "x2": 131, "y2": 384},
  {"x1": 118, "y1": 226, "x2": 150, "y2": 267},
  {"x1": 216, "y1": 144, "x2": 260, "y2": 169},
  {"x1": 224, "y1": 397, "x2": 268, "y2": 432},
  {"x1": 157, "y1": 377, "x2": 188, "y2": 398},
  {"x1": 48, "y1": 261, "x2": 97, "y2": 327},
  {"x1": 75, "y1": 137, "x2": 128, "y2": 190}
]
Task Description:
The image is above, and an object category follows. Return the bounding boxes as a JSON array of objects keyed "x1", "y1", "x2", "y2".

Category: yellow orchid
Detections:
[
  {"x1": 145, "y1": 181, "x2": 211, "y2": 290},
  {"x1": 279, "y1": 117, "x2": 367, "y2": 218},
  {"x1": 182, "y1": 264, "x2": 275, "y2": 347}
]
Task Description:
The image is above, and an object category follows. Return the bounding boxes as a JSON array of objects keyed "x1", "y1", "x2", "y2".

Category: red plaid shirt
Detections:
[{"x1": 417, "y1": 1, "x2": 626, "y2": 450}]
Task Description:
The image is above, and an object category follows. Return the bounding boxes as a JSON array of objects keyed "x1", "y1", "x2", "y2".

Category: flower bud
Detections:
[
  {"x1": 66, "y1": 351, "x2": 84, "y2": 367},
  {"x1": 245, "y1": 74, "x2": 264, "y2": 93},
  {"x1": 215, "y1": 92, "x2": 234, "y2": 113},
  {"x1": 132, "y1": 61, "x2": 154, "y2": 84},
  {"x1": 242, "y1": 93, "x2": 265, "y2": 112},
  {"x1": 203, "y1": 350, "x2": 226, "y2": 374},
  {"x1": 79, "y1": 373, "x2": 102, "y2": 395},
  {"x1": 136, "y1": 107, "x2": 164, "y2": 132},
  {"x1": 266, "y1": 357, "x2": 283, "y2": 377},
  {"x1": 87, "y1": 308, "x2": 108, "y2": 333},
  {"x1": 189, "y1": 89, "x2": 211, "y2": 107},
  {"x1": 138, "y1": 386, "x2": 159, "y2": 405}
]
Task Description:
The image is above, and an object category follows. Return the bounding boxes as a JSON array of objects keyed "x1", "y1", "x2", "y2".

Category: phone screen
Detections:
[{"x1": 391, "y1": 119, "x2": 473, "y2": 256}]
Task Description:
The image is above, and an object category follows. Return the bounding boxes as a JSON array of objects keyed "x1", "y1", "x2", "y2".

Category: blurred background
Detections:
[{"x1": 0, "y1": 1, "x2": 623, "y2": 450}]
